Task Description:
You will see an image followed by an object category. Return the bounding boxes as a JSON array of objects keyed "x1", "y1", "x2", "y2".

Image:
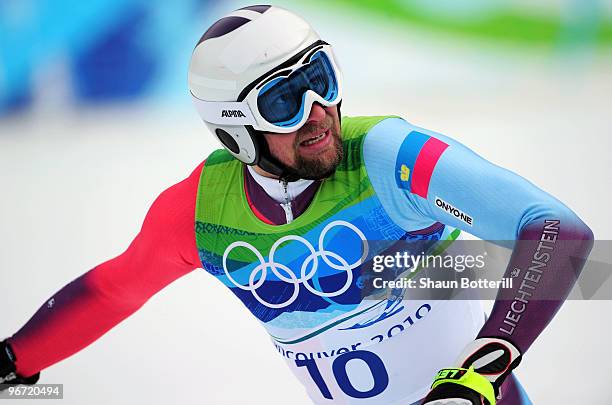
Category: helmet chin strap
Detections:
[
  {"x1": 248, "y1": 126, "x2": 301, "y2": 182},
  {"x1": 247, "y1": 101, "x2": 342, "y2": 183}
]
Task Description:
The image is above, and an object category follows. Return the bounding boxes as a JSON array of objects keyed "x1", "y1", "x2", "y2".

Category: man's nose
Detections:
[{"x1": 306, "y1": 102, "x2": 326, "y2": 124}]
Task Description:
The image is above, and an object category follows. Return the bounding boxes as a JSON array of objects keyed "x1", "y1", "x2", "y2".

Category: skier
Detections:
[{"x1": 1, "y1": 5, "x2": 593, "y2": 404}]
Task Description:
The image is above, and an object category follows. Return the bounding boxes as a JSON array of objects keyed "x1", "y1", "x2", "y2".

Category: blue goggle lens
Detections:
[{"x1": 257, "y1": 52, "x2": 338, "y2": 127}]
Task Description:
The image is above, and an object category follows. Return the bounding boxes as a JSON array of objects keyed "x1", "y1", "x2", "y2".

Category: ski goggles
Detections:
[{"x1": 193, "y1": 41, "x2": 342, "y2": 133}]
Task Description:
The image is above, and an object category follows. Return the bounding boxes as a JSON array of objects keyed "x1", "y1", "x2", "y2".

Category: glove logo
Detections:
[
  {"x1": 0, "y1": 372, "x2": 16, "y2": 384},
  {"x1": 222, "y1": 220, "x2": 368, "y2": 309}
]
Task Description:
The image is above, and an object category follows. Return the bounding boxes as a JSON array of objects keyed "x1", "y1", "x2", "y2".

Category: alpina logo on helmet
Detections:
[{"x1": 222, "y1": 110, "x2": 247, "y2": 118}]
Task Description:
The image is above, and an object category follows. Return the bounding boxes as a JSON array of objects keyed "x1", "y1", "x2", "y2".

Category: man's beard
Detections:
[{"x1": 288, "y1": 123, "x2": 343, "y2": 180}]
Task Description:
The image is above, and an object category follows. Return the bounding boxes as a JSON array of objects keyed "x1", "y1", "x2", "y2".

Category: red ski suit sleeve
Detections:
[{"x1": 8, "y1": 162, "x2": 204, "y2": 377}]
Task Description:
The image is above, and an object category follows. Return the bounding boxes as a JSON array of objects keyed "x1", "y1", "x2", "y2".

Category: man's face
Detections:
[{"x1": 262, "y1": 103, "x2": 342, "y2": 180}]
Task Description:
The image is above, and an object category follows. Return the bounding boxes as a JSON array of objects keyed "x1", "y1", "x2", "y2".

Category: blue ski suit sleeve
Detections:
[
  {"x1": 363, "y1": 116, "x2": 593, "y2": 353},
  {"x1": 363, "y1": 117, "x2": 588, "y2": 240}
]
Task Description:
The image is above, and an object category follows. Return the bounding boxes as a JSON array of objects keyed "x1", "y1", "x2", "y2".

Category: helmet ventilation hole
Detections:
[{"x1": 215, "y1": 129, "x2": 240, "y2": 154}]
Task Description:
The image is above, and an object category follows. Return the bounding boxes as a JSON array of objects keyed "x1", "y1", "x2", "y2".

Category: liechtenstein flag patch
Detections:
[{"x1": 395, "y1": 131, "x2": 449, "y2": 199}]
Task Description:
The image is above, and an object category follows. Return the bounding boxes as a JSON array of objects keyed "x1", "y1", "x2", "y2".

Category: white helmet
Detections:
[{"x1": 188, "y1": 5, "x2": 343, "y2": 179}]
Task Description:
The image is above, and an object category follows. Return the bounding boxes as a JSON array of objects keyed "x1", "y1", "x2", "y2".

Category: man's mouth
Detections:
[{"x1": 299, "y1": 128, "x2": 331, "y2": 147}]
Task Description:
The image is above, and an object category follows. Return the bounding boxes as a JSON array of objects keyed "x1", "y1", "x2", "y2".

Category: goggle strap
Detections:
[{"x1": 192, "y1": 96, "x2": 257, "y2": 126}]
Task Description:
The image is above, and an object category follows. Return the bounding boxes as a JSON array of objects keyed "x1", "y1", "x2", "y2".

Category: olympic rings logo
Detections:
[{"x1": 222, "y1": 220, "x2": 369, "y2": 309}]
